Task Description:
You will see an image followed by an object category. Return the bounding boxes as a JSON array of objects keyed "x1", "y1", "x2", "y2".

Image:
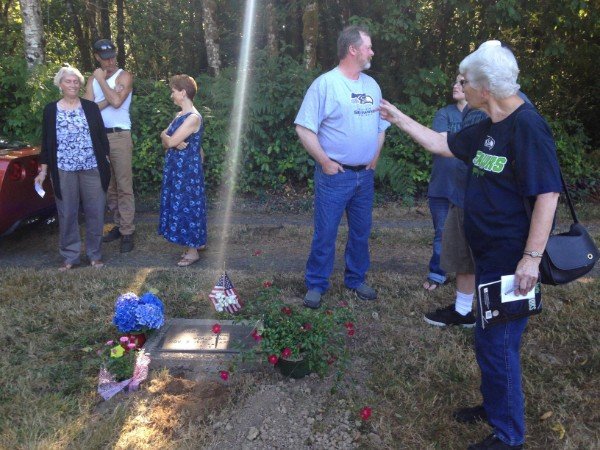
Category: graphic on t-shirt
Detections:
[
  {"x1": 484, "y1": 136, "x2": 496, "y2": 150},
  {"x1": 472, "y1": 150, "x2": 508, "y2": 173},
  {"x1": 351, "y1": 93, "x2": 374, "y2": 105}
]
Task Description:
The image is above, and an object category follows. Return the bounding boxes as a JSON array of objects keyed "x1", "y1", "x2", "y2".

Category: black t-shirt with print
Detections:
[{"x1": 447, "y1": 103, "x2": 562, "y2": 267}]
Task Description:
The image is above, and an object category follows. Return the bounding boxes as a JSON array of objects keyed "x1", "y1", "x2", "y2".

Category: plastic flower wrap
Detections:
[{"x1": 113, "y1": 291, "x2": 165, "y2": 333}]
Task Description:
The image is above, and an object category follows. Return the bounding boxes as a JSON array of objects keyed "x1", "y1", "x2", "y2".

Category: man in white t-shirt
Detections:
[
  {"x1": 84, "y1": 39, "x2": 135, "y2": 253},
  {"x1": 294, "y1": 25, "x2": 389, "y2": 308}
]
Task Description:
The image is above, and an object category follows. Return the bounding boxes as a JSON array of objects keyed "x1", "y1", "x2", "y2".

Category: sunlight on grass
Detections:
[{"x1": 125, "y1": 268, "x2": 153, "y2": 293}]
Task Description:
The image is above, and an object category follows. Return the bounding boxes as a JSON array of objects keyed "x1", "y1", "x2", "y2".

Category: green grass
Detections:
[{"x1": 0, "y1": 202, "x2": 599, "y2": 448}]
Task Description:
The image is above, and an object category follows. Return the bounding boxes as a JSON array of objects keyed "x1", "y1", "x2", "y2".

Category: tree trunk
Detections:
[
  {"x1": 99, "y1": 0, "x2": 111, "y2": 40},
  {"x1": 265, "y1": 0, "x2": 278, "y2": 57},
  {"x1": 302, "y1": 1, "x2": 318, "y2": 70},
  {"x1": 116, "y1": 0, "x2": 125, "y2": 68},
  {"x1": 18, "y1": 0, "x2": 44, "y2": 69},
  {"x1": 84, "y1": 0, "x2": 100, "y2": 43},
  {"x1": 200, "y1": 0, "x2": 221, "y2": 76},
  {"x1": 66, "y1": 0, "x2": 93, "y2": 71}
]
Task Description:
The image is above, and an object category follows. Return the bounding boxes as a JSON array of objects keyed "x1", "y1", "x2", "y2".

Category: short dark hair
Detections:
[
  {"x1": 337, "y1": 25, "x2": 370, "y2": 60},
  {"x1": 169, "y1": 74, "x2": 197, "y2": 101}
]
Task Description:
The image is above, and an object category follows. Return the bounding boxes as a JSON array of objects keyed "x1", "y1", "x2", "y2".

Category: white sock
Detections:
[{"x1": 454, "y1": 291, "x2": 474, "y2": 316}]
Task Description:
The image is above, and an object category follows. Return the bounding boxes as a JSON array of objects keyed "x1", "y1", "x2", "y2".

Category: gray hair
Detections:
[
  {"x1": 337, "y1": 25, "x2": 370, "y2": 61},
  {"x1": 458, "y1": 40, "x2": 520, "y2": 99},
  {"x1": 53, "y1": 65, "x2": 84, "y2": 88}
]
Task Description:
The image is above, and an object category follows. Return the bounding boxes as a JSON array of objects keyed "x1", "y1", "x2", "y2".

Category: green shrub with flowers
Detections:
[{"x1": 239, "y1": 286, "x2": 356, "y2": 377}]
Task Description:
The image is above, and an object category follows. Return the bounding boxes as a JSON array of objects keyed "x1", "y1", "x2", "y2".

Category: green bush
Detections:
[
  {"x1": 129, "y1": 79, "x2": 174, "y2": 195},
  {"x1": 1, "y1": 58, "x2": 62, "y2": 142},
  {"x1": 2, "y1": 58, "x2": 597, "y2": 201},
  {"x1": 376, "y1": 98, "x2": 436, "y2": 201}
]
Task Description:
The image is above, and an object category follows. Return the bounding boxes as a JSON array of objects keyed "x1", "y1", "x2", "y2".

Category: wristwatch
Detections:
[{"x1": 523, "y1": 250, "x2": 543, "y2": 258}]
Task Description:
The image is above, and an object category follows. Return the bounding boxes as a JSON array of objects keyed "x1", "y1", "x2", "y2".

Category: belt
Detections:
[
  {"x1": 105, "y1": 127, "x2": 126, "y2": 134},
  {"x1": 331, "y1": 159, "x2": 367, "y2": 172}
]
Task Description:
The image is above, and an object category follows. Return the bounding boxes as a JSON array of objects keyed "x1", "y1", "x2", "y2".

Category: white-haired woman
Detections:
[
  {"x1": 35, "y1": 65, "x2": 111, "y2": 270},
  {"x1": 380, "y1": 41, "x2": 561, "y2": 449}
]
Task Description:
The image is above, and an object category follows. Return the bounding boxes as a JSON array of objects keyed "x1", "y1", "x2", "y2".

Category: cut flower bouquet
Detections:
[
  {"x1": 113, "y1": 290, "x2": 165, "y2": 334},
  {"x1": 96, "y1": 335, "x2": 151, "y2": 400}
]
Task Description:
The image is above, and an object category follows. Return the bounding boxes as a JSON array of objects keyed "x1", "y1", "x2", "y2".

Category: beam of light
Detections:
[
  {"x1": 216, "y1": 0, "x2": 258, "y2": 272},
  {"x1": 125, "y1": 268, "x2": 153, "y2": 293}
]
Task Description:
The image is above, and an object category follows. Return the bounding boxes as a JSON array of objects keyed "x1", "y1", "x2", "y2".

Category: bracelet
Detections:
[{"x1": 523, "y1": 250, "x2": 543, "y2": 258}]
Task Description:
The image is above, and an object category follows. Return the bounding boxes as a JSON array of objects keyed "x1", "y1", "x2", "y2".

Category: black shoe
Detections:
[
  {"x1": 453, "y1": 405, "x2": 487, "y2": 424},
  {"x1": 351, "y1": 283, "x2": 377, "y2": 301},
  {"x1": 303, "y1": 290, "x2": 322, "y2": 309},
  {"x1": 467, "y1": 433, "x2": 523, "y2": 449},
  {"x1": 424, "y1": 304, "x2": 476, "y2": 328},
  {"x1": 102, "y1": 226, "x2": 121, "y2": 243},
  {"x1": 120, "y1": 234, "x2": 134, "y2": 253}
]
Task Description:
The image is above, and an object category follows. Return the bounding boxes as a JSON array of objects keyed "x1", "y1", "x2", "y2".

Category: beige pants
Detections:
[{"x1": 107, "y1": 130, "x2": 135, "y2": 235}]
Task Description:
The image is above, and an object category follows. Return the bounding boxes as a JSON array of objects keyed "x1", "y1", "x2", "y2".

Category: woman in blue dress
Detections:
[{"x1": 159, "y1": 75, "x2": 207, "y2": 266}]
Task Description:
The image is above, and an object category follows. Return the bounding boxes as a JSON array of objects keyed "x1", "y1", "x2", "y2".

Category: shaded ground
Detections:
[{"x1": 0, "y1": 201, "x2": 434, "y2": 275}]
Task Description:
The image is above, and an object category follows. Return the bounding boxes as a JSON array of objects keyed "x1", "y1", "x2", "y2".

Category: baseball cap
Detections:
[{"x1": 93, "y1": 39, "x2": 117, "y2": 59}]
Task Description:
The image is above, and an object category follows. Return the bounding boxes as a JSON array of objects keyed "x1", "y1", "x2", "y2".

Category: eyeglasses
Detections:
[{"x1": 459, "y1": 79, "x2": 470, "y2": 87}]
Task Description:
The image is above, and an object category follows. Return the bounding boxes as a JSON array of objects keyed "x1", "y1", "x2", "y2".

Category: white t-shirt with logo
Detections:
[{"x1": 294, "y1": 67, "x2": 389, "y2": 166}]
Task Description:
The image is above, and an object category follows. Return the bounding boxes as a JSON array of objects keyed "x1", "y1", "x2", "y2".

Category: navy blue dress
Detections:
[{"x1": 159, "y1": 112, "x2": 207, "y2": 247}]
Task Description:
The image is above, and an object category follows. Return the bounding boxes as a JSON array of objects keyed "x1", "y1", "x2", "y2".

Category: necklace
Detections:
[{"x1": 59, "y1": 98, "x2": 80, "y2": 110}]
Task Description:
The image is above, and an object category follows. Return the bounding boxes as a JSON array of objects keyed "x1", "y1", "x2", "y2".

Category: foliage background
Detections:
[{"x1": 1, "y1": 0, "x2": 598, "y2": 199}]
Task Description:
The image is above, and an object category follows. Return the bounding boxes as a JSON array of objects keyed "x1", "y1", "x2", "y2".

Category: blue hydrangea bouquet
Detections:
[{"x1": 113, "y1": 290, "x2": 165, "y2": 335}]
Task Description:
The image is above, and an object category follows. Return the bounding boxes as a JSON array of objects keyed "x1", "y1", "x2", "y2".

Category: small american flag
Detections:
[{"x1": 208, "y1": 272, "x2": 243, "y2": 314}]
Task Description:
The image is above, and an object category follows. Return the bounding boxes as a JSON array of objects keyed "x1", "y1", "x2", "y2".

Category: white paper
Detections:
[
  {"x1": 501, "y1": 275, "x2": 535, "y2": 303},
  {"x1": 34, "y1": 182, "x2": 45, "y2": 198}
]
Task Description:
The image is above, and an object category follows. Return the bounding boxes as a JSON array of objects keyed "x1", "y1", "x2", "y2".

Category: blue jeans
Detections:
[
  {"x1": 427, "y1": 196, "x2": 449, "y2": 284},
  {"x1": 305, "y1": 165, "x2": 374, "y2": 292},
  {"x1": 475, "y1": 268, "x2": 528, "y2": 446}
]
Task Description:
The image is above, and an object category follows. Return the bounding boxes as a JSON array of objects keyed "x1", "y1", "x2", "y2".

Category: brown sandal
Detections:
[
  {"x1": 423, "y1": 278, "x2": 441, "y2": 292},
  {"x1": 181, "y1": 245, "x2": 207, "y2": 258}
]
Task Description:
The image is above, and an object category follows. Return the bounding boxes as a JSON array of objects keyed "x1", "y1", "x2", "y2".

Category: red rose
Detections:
[
  {"x1": 253, "y1": 249, "x2": 263, "y2": 256},
  {"x1": 263, "y1": 280, "x2": 273, "y2": 288},
  {"x1": 360, "y1": 406, "x2": 372, "y2": 421},
  {"x1": 281, "y1": 347, "x2": 292, "y2": 358},
  {"x1": 251, "y1": 328, "x2": 262, "y2": 342},
  {"x1": 268, "y1": 354, "x2": 279, "y2": 365},
  {"x1": 301, "y1": 322, "x2": 313, "y2": 331},
  {"x1": 281, "y1": 306, "x2": 292, "y2": 316},
  {"x1": 348, "y1": 329, "x2": 356, "y2": 336},
  {"x1": 344, "y1": 322, "x2": 354, "y2": 329},
  {"x1": 219, "y1": 370, "x2": 229, "y2": 381},
  {"x1": 212, "y1": 323, "x2": 222, "y2": 334}
]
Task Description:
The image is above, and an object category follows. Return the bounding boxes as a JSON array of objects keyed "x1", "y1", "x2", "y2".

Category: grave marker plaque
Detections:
[{"x1": 144, "y1": 319, "x2": 261, "y2": 377}]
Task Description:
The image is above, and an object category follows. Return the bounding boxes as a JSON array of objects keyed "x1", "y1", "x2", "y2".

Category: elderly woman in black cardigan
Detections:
[{"x1": 35, "y1": 65, "x2": 111, "y2": 270}]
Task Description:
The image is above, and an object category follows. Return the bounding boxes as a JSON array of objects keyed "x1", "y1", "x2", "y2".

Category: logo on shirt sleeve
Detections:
[{"x1": 351, "y1": 93, "x2": 374, "y2": 104}]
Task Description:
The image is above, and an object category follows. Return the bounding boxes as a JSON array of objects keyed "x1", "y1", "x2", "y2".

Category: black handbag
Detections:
[{"x1": 538, "y1": 172, "x2": 599, "y2": 285}]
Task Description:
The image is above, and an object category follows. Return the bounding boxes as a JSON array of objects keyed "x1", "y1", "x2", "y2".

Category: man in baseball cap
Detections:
[
  {"x1": 85, "y1": 38, "x2": 135, "y2": 252},
  {"x1": 92, "y1": 39, "x2": 117, "y2": 60}
]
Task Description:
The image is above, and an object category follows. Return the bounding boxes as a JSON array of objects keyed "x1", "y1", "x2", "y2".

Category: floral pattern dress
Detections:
[
  {"x1": 159, "y1": 112, "x2": 207, "y2": 247},
  {"x1": 56, "y1": 106, "x2": 97, "y2": 171}
]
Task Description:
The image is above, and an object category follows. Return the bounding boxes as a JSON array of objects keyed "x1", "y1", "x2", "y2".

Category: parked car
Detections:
[{"x1": 0, "y1": 137, "x2": 55, "y2": 236}]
